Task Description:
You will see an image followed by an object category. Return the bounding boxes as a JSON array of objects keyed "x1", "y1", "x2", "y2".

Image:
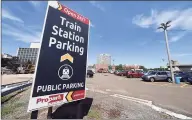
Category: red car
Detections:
[
  {"x1": 97, "y1": 68, "x2": 103, "y2": 73},
  {"x1": 126, "y1": 71, "x2": 144, "y2": 78}
]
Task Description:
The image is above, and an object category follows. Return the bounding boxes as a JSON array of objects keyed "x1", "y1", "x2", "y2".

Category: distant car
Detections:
[
  {"x1": 175, "y1": 72, "x2": 187, "y2": 82},
  {"x1": 114, "y1": 70, "x2": 120, "y2": 75},
  {"x1": 180, "y1": 71, "x2": 192, "y2": 83},
  {"x1": 117, "y1": 71, "x2": 123, "y2": 76},
  {"x1": 117, "y1": 70, "x2": 128, "y2": 76},
  {"x1": 87, "y1": 70, "x2": 94, "y2": 78},
  {"x1": 142, "y1": 71, "x2": 172, "y2": 82},
  {"x1": 108, "y1": 70, "x2": 114, "y2": 74},
  {"x1": 174, "y1": 71, "x2": 185, "y2": 75},
  {"x1": 98, "y1": 68, "x2": 104, "y2": 73},
  {"x1": 127, "y1": 71, "x2": 144, "y2": 78},
  {"x1": 187, "y1": 74, "x2": 192, "y2": 84}
]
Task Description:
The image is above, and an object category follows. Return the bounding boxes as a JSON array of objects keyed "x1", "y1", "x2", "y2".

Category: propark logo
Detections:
[{"x1": 36, "y1": 94, "x2": 64, "y2": 104}]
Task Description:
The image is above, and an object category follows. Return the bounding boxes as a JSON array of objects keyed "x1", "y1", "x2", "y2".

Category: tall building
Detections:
[
  {"x1": 17, "y1": 42, "x2": 40, "y2": 65},
  {"x1": 97, "y1": 54, "x2": 111, "y2": 65}
]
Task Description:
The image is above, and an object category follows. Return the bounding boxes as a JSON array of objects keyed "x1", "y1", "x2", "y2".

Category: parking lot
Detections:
[
  {"x1": 86, "y1": 73, "x2": 192, "y2": 117},
  {"x1": 1, "y1": 73, "x2": 192, "y2": 119}
]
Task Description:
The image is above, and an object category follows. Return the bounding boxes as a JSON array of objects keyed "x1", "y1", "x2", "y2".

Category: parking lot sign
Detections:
[{"x1": 28, "y1": 1, "x2": 90, "y2": 112}]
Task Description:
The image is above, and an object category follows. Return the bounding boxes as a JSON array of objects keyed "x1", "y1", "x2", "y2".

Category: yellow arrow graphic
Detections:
[
  {"x1": 66, "y1": 91, "x2": 73, "y2": 102},
  {"x1": 60, "y1": 53, "x2": 73, "y2": 63},
  {"x1": 58, "y1": 3, "x2": 62, "y2": 10}
]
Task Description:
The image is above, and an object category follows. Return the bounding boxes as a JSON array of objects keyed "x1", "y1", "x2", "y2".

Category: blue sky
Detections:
[{"x1": 2, "y1": 1, "x2": 192, "y2": 68}]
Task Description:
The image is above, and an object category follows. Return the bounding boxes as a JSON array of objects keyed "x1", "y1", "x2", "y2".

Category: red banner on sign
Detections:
[
  {"x1": 72, "y1": 90, "x2": 85, "y2": 100},
  {"x1": 58, "y1": 2, "x2": 89, "y2": 25}
]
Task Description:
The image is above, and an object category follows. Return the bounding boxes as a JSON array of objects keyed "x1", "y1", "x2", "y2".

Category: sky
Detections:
[{"x1": 2, "y1": 1, "x2": 192, "y2": 68}]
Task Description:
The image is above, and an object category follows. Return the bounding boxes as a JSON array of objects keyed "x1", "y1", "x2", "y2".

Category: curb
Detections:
[{"x1": 111, "y1": 94, "x2": 192, "y2": 119}]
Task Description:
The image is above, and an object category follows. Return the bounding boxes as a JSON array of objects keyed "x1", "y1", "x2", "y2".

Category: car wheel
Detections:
[
  {"x1": 150, "y1": 77, "x2": 155, "y2": 82},
  {"x1": 167, "y1": 77, "x2": 172, "y2": 83}
]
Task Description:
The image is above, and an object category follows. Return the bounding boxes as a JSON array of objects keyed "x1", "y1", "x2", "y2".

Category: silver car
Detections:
[{"x1": 141, "y1": 71, "x2": 172, "y2": 82}]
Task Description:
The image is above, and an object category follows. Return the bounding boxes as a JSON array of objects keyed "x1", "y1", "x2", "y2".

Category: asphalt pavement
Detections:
[{"x1": 86, "y1": 73, "x2": 192, "y2": 117}]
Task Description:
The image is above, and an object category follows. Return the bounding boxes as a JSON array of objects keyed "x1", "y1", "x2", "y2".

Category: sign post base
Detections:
[
  {"x1": 47, "y1": 107, "x2": 53, "y2": 119},
  {"x1": 30, "y1": 110, "x2": 38, "y2": 119}
]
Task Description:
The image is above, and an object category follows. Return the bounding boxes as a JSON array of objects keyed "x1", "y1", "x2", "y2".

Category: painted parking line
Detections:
[
  {"x1": 161, "y1": 83, "x2": 172, "y2": 86},
  {"x1": 180, "y1": 84, "x2": 188, "y2": 88},
  {"x1": 143, "y1": 82, "x2": 189, "y2": 88},
  {"x1": 143, "y1": 82, "x2": 155, "y2": 85}
]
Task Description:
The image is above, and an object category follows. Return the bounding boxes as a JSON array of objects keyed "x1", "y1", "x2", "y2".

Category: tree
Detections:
[
  {"x1": 108, "y1": 65, "x2": 112, "y2": 70},
  {"x1": 139, "y1": 66, "x2": 148, "y2": 72},
  {"x1": 24, "y1": 60, "x2": 32, "y2": 69},
  {"x1": 115, "y1": 64, "x2": 123, "y2": 71}
]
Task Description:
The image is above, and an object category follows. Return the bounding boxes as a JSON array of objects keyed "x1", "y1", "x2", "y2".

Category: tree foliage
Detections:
[
  {"x1": 108, "y1": 65, "x2": 112, "y2": 70},
  {"x1": 115, "y1": 64, "x2": 123, "y2": 71},
  {"x1": 139, "y1": 66, "x2": 148, "y2": 71}
]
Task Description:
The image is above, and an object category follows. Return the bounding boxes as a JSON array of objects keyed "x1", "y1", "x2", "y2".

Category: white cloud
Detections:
[
  {"x1": 132, "y1": 8, "x2": 192, "y2": 31},
  {"x1": 2, "y1": 8, "x2": 23, "y2": 23},
  {"x1": 169, "y1": 32, "x2": 186, "y2": 42},
  {"x1": 29, "y1": 1, "x2": 41, "y2": 7},
  {"x1": 2, "y1": 23, "x2": 41, "y2": 43},
  {"x1": 89, "y1": 1, "x2": 105, "y2": 12},
  {"x1": 172, "y1": 53, "x2": 192, "y2": 57}
]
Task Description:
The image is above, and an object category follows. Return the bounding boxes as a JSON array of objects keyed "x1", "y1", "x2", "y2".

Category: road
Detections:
[{"x1": 86, "y1": 73, "x2": 192, "y2": 117}]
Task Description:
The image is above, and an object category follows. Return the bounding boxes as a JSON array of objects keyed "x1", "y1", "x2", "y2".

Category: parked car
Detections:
[
  {"x1": 141, "y1": 71, "x2": 172, "y2": 82},
  {"x1": 144, "y1": 70, "x2": 154, "y2": 75},
  {"x1": 174, "y1": 72, "x2": 187, "y2": 82},
  {"x1": 126, "y1": 71, "x2": 144, "y2": 78},
  {"x1": 187, "y1": 73, "x2": 192, "y2": 84},
  {"x1": 180, "y1": 71, "x2": 192, "y2": 83},
  {"x1": 109, "y1": 70, "x2": 114, "y2": 74},
  {"x1": 116, "y1": 70, "x2": 125, "y2": 76},
  {"x1": 174, "y1": 71, "x2": 185, "y2": 75},
  {"x1": 103, "y1": 70, "x2": 108, "y2": 73},
  {"x1": 87, "y1": 70, "x2": 94, "y2": 78},
  {"x1": 98, "y1": 68, "x2": 104, "y2": 73},
  {"x1": 114, "y1": 70, "x2": 120, "y2": 75}
]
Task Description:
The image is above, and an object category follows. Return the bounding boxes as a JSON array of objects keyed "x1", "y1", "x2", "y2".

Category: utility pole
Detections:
[{"x1": 158, "y1": 21, "x2": 175, "y2": 83}]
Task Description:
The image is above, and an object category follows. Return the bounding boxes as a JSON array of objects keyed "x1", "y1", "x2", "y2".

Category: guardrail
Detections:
[{"x1": 1, "y1": 80, "x2": 32, "y2": 97}]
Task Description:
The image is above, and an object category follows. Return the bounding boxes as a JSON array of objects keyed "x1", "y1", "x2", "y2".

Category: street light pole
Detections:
[
  {"x1": 158, "y1": 21, "x2": 175, "y2": 83},
  {"x1": 164, "y1": 29, "x2": 175, "y2": 83}
]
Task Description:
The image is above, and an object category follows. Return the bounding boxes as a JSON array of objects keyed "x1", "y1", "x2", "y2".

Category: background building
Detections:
[
  {"x1": 97, "y1": 54, "x2": 111, "y2": 65},
  {"x1": 95, "y1": 54, "x2": 111, "y2": 72},
  {"x1": 167, "y1": 60, "x2": 192, "y2": 71},
  {"x1": 17, "y1": 42, "x2": 40, "y2": 65}
]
